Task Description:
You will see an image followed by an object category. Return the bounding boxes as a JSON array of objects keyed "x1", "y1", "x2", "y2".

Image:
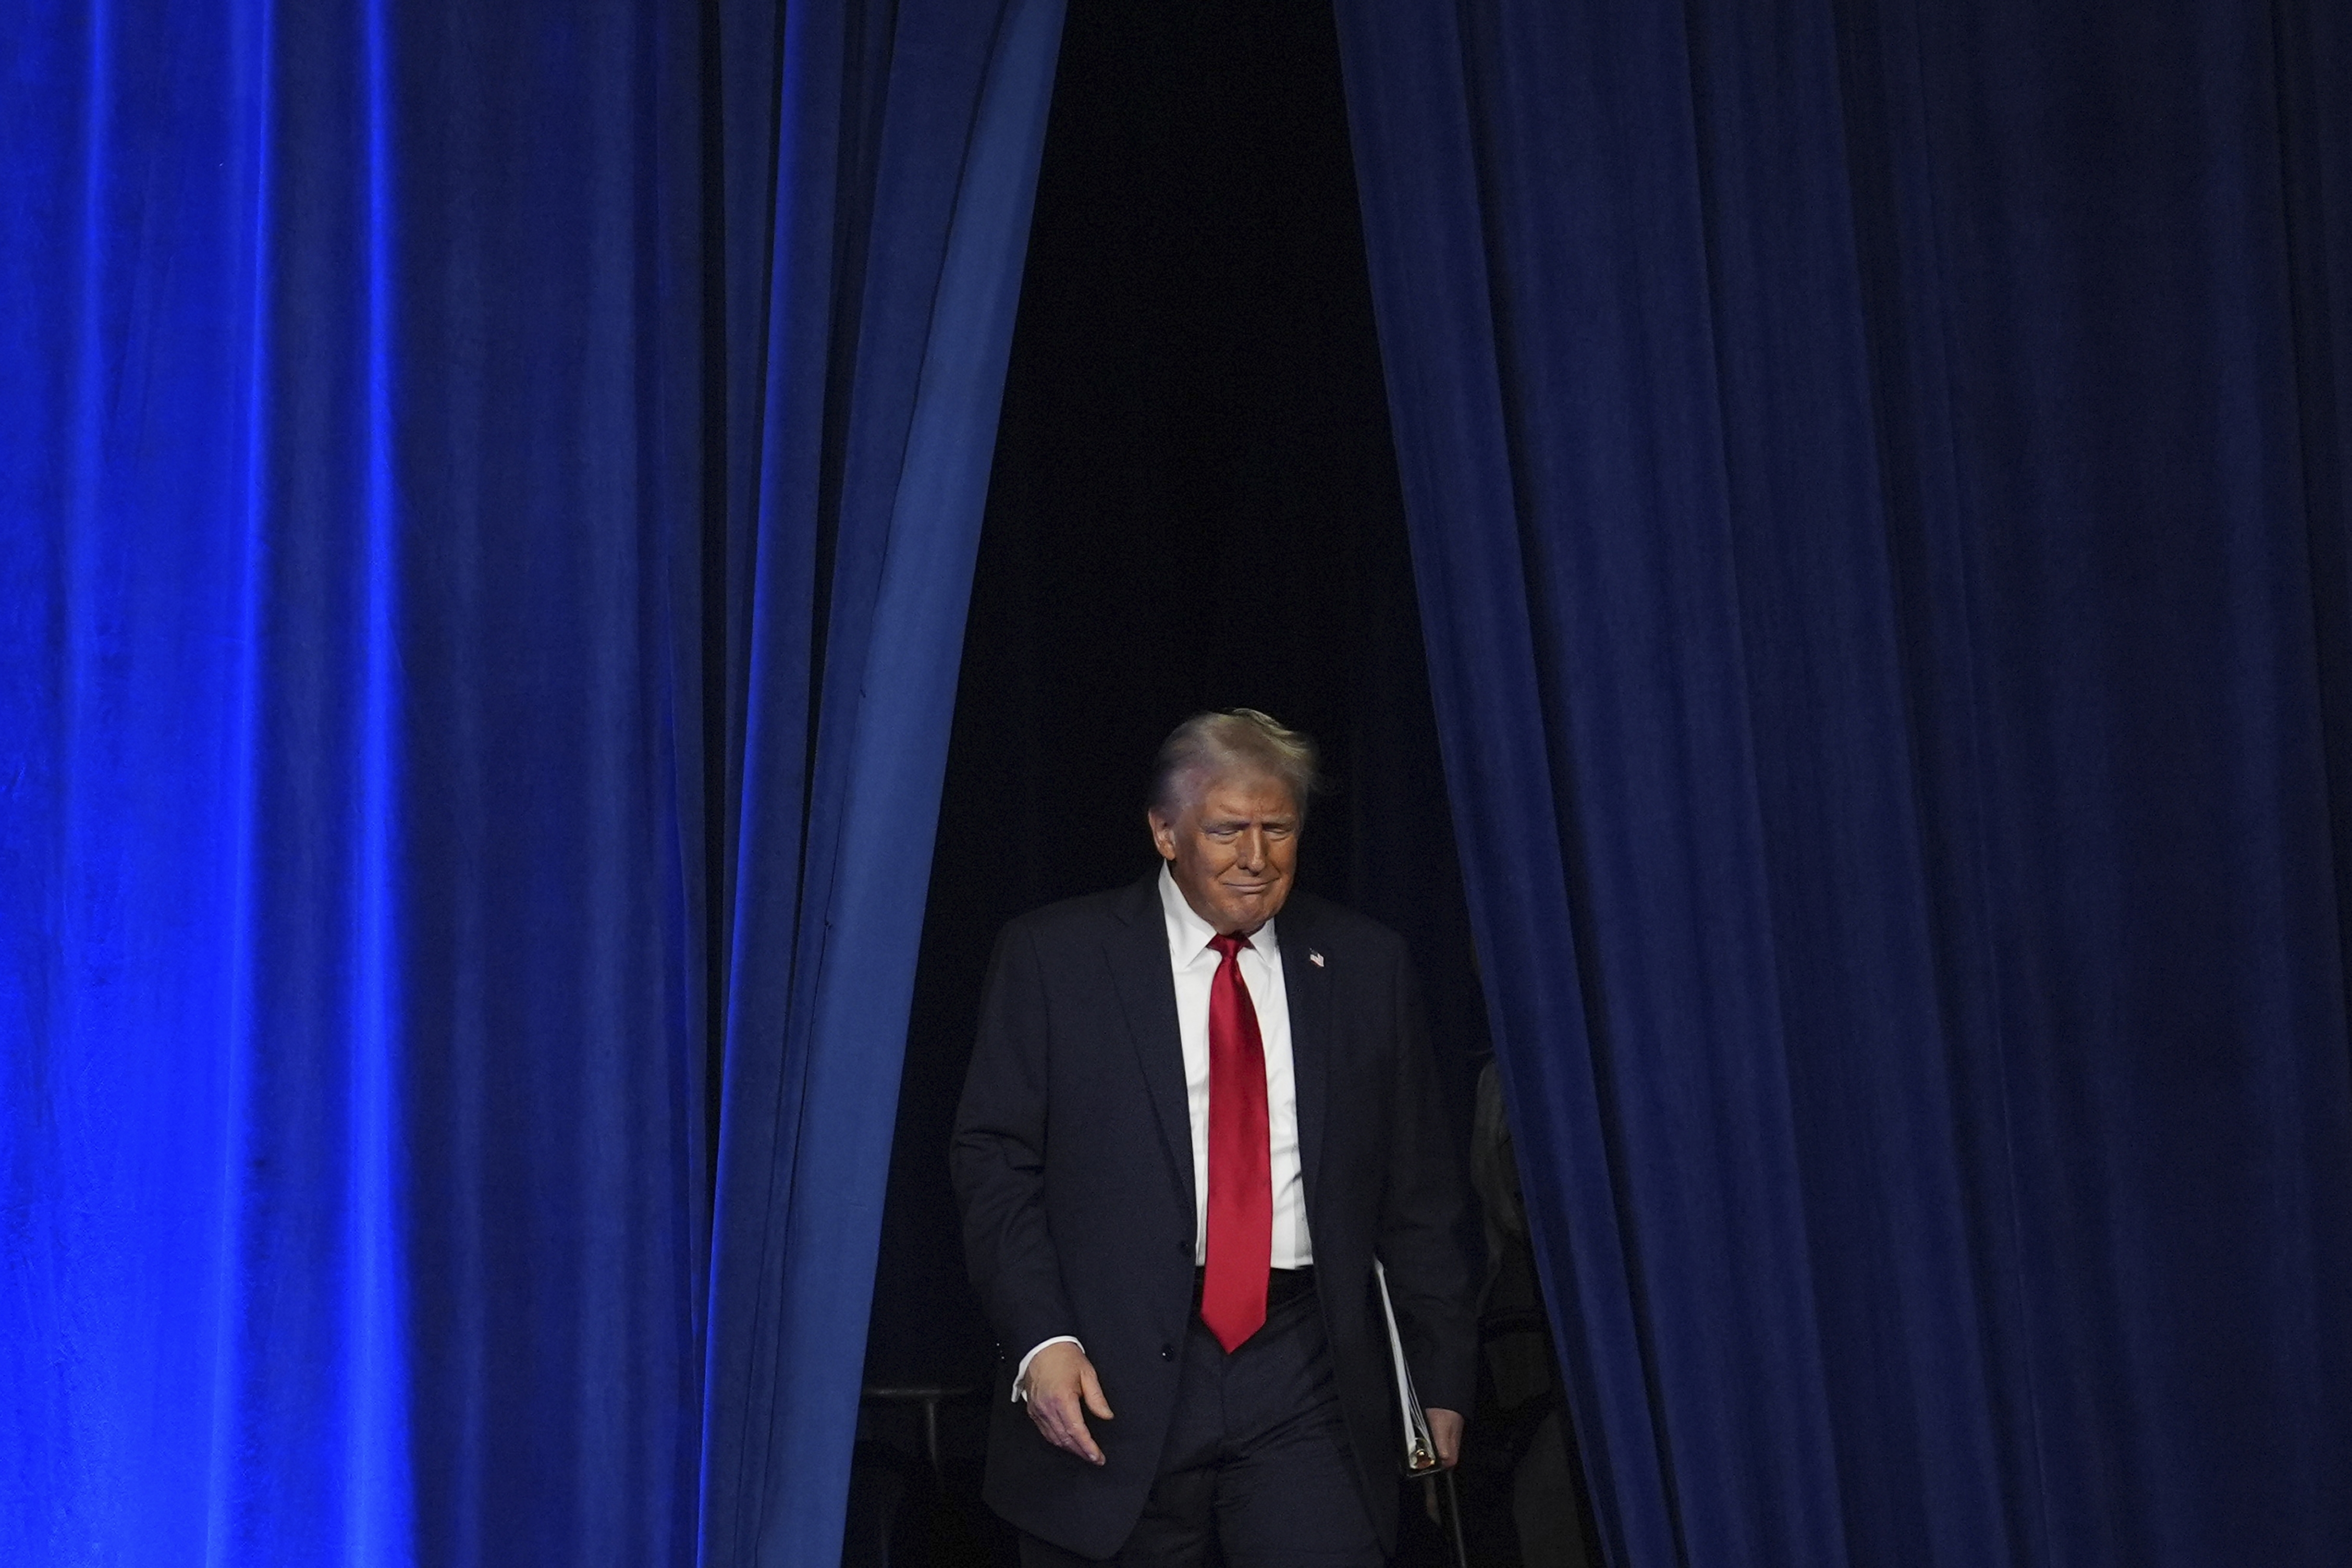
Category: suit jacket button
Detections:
[{"x1": 1159, "y1": 1344, "x2": 1174, "y2": 1361}]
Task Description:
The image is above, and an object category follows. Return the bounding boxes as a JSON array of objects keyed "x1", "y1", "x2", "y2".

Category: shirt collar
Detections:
[{"x1": 1157, "y1": 862, "x2": 1279, "y2": 968}]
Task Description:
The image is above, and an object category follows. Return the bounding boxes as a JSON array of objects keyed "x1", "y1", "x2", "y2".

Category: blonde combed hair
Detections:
[{"x1": 1148, "y1": 708, "x2": 1322, "y2": 818}]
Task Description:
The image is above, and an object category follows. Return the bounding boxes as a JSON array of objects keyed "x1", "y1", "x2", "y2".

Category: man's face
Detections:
[{"x1": 1149, "y1": 771, "x2": 1301, "y2": 936}]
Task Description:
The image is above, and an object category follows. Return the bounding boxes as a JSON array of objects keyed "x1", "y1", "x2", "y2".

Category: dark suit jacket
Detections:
[{"x1": 950, "y1": 872, "x2": 1476, "y2": 1558}]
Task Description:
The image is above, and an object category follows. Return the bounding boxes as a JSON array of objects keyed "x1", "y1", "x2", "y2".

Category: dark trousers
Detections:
[{"x1": 1019, "y1": 1283, "x2": 1383, "y2": 1568}]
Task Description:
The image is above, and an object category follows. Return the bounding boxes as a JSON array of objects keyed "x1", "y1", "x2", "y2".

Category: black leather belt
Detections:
[{"x1": 1191, "y1": 1265, "x2": 1316, "y2": 1315}]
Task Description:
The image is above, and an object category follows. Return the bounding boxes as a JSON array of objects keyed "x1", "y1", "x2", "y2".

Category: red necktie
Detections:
[{"x1": 1201, "y1": 932, "x2": 1273, "y2": 1353}]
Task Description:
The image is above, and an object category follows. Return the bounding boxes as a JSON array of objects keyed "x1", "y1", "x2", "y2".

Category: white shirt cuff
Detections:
[{"x1": 1012, "y1": 1336, "x2": 1084, "y2": 1403}]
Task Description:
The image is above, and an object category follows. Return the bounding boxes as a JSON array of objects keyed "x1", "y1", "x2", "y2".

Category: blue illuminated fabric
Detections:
[
  {"x1": 0, "y1": 2, "x2": 1060, "y2": 1565},
  {"x1": 1338, "y1": 3, "x2": 2352, "y2": 1567}
]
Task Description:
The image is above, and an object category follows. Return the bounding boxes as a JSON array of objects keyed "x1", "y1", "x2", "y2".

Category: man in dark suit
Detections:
[{"x1": 952, "y1": 709, "x2": 1476, "y2": 1565}]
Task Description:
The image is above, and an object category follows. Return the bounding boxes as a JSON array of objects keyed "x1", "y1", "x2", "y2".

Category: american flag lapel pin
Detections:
[{"x1": 1309, "y1": 949, "x2": 1324, "y2": 968}]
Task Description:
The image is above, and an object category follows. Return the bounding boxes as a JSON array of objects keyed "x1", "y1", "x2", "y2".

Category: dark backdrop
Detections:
[{"x1": 859, "y1": 0, "x2": 1487, "y2": 1403}]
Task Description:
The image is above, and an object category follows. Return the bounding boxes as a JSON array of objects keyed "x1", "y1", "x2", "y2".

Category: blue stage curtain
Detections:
[
  {"x1": 0, "y1": 1, "x2": 1057, "y2": 1563},
  {"x1": 692, "y1": 3, "x2": 1061, "y2": 1566},
  {"x1": 1336, "y1": 4, "x2": 2352, "y2": 1568}
]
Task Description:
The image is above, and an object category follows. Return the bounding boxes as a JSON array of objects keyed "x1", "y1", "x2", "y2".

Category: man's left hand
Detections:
[{"x1": 1428, "y1": 1407, "x2": 1463, "y2": 1469}]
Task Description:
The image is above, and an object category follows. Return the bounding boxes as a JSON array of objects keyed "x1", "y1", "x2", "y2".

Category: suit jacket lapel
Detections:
[
  {"x1": 1279, "y1": 899, "x2": 1332, "y2": 1225},
  {"x1": 1105, "y1": 871, "x2": 1196, "y2": 1232}
]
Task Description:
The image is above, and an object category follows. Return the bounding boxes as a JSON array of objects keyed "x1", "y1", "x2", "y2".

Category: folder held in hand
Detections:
[{"x1": 1373, "y1": 1258, "x2": 1443, "y2": 1476}]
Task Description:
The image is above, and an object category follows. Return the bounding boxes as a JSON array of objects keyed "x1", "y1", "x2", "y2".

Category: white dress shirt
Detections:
[
  {"x1": 1156, "y1": 863, "x2": 1313, "y2": 1270},
  {"x1": 1014, "y1": 865, "x2": 1315, "y2": 1399}
]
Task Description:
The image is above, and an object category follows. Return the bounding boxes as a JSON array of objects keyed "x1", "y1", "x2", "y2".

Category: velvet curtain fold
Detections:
[
  {"x1": 694, "y1": 2, "x2": 1061, "y2": 1564},
  {"x1": 1337, "y1": 3, "x2": 2352, "y2": 1567},
  {"x1": 1, "y1": 1, "x2": 1058, "y2": 1563},
  {"x1": 4, "y1": 3, "x2": 710, "y2": 1559}
]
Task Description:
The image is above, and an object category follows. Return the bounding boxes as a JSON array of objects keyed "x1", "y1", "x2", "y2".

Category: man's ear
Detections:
[{"x1": 1147, "y1": 810, "x2": 1177, "y2": 860}]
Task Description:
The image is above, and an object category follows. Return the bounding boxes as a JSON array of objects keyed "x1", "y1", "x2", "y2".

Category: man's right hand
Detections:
[{"x1": 1023, "y1": 1341, "x2": 1113, "y2": 1465}]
